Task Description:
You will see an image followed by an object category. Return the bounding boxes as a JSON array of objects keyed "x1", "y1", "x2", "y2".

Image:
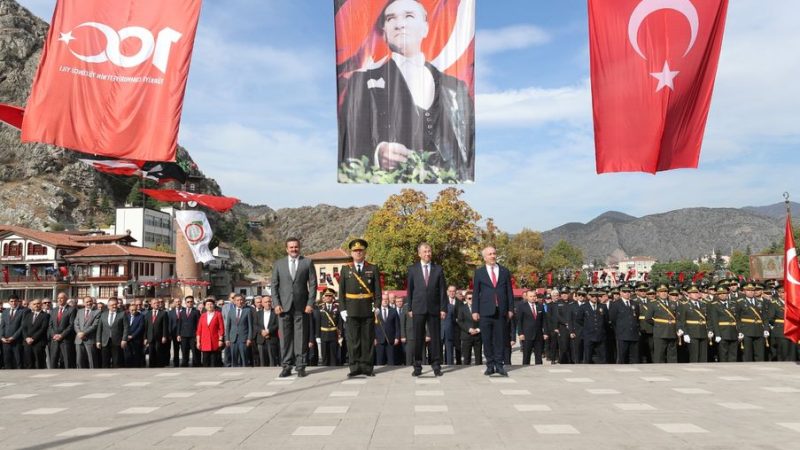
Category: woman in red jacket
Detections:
[{"x1": 196, "y1": 298, "x2": 225, "y2": 367}]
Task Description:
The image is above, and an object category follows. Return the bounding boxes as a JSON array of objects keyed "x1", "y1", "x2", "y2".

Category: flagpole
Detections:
[{"x1": 784, "y1": 192, "x2": 791, "y2": 215}]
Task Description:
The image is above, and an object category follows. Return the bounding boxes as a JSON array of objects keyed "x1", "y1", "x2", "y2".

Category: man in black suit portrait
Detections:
[
  {"x1": 338, "y1": 0, "x2": 474, "y2": 182},
  {"x1": 406, "y1": 242, "x2": 447, "y2": 376}
]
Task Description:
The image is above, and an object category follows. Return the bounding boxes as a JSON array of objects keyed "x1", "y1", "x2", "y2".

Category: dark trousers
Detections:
[
  {"x1": 616, "y1": 340, "x2": 639, "y2": 364},
  {"x1": 557, "y1": 327, "x2": 572, "y2": 363},
  {"x1": 171, "y1": 338, "x2": 181, "y2": 367},
  {"x1": 100, "y1": 344, "x2": 124, "y2": 368},
  {"x1": 278, "y1": 311, "x2": 310, "y2": 369},
  {"x1": 742, "y1": 336, "x2": 766, "y2": 362},
  {"x1": 653, "y1": 338, "x2": 677, "y2": 363},
  {"x1": 413, "y1": 313, "x2": 442, "y2": 369},
  {"x1": 546, "y1": 332, "x2": 558, "y2": 361},
  {"x1": 180, "y1": 337, "x2": 200, "y2": 367},
  {"x1": 346, "y1": 316, "x2": 375, "y2": 373},
  {"x1": 639, "y1": 333, "x2": 654, "y2": 363},
  {"x1": 230, "y1": 341, "x2": 248, "y2": 367},
  {"x1": 479, "y1": 312, "x2": 506, "y2": 369},
  {"x1": 125, "y1": 341, "x2": 145, "y2": 368},
  {"x1": 376, "y1": 342, "x2": 396, "y2": 365},
  {"x1": 461, "y1": 336, "x2": 482, "y2": 365},
  {"x1": 405, "y1": 340, "x2": 416, "y2": 365},
  {"x1": 571, "y1": 335, "x2": 583, "y2": 363},
  {"x1": 583, "y1": 340, "x2": 605, "y2": 364},
  {"x1": 49, "y1": 339, "x2": 75, "y2": 368},
  {"x1": 717, "y1": 339, "x2": 738, "y2": 362},
  {"x1": 147, "y1": 340, "x2": 166, "y2": 367},
  {"x1": 201, "y1": 350, "x2": 221, "y2": 367},
  {"x1": 521, "y1": 337, "x2": 544, "y2": 365},
  {"x1": 320, "y1": 340, "x2": 340, "y2": 366},
  {"x1": 2, "y1": 342, "x2": 21, "y2": 369},
  {"x1": 688, "y1": 337, "x2": 708, "y2": 362},
  {"x1": 258, "y1": 339, "x2": 281, "y2": 366},
  {"x1": 23, "y1": 342, "x2": 46, "y2": 369},
  {"x1": 776, "y1": 337, "x2": 794, "y2": 361}
]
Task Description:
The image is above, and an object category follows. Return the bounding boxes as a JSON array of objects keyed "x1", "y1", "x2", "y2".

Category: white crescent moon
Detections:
[
  {"x1": 71, "y1": 22, "x2": 120, "y2": 64},
  {"x1": 787, "y1": 248, "x2": 800, "y2": 286},
  {"x1": 628, "y1": 0, "x2": 699, "y2": 60}
]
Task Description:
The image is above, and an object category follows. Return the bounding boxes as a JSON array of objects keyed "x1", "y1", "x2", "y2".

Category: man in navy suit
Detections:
[
  {"x1": 406, "y1": 242, "x2": 447, "y2": 376},
  {"x1": 178, "y1": 296, "x2": 201, "y2": 367},
  {"x1": 442, "y1": 286, "x2": 459, "y2": 365},
  {"x1": 1, "y1": 294, "x2": 26, "y2": 369},
  {"x1": 574, "y1": 290, "x2": 610, "y2": 364},
  {"x1": 21, "y1": 299, "x2": 49, "y2": 369},
  {"x1": 225, "y1": 294, "x2": 253, "y2": 367},
  {"x1": 517, "y1": 291, "x2": 548, "y2": 365},
  {"x1": 168, "y1": 298, "x2": 183, "y2": 367},
  {"x1": 375, "y1": 294, "x2": 400, "y2": 365},
  {"x1": 125, "y1": 299, "x2": 146, "y2": 368},
  {"x1": 471, "y1": 246, "x2": 514, "y2": 376}
]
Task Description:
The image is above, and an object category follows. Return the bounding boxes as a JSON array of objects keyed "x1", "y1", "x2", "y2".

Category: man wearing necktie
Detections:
[
  {"x1": 516, "y1": 291, "x2": 547, "y2": 366},
  {"x1": 48, "y1": 291, "x2": 76, "y2": 368},
  {"x1": 1, "y1": 294, "x2": 26, "y2": 369},
  {"x1": 375, "y1": 294, "x2": 400, "y2": 366},
  {"x1": 471, "y1": 246, "x2": 514, "y2": 377},
  {"x1": 95, "y1": 297, "x2": 128, "y2": 368},
  {"x1": 337, "y1": 0, "x2": 475, "y2": 182},
  {"x1": 21, "y1": 298, "x2": 49, "y2": 369},
  {"x1": 224, "y1": 294, "x2": 253, "y2": 368},
  {"x1": 74, "y1": 296, "x2": 100, "y2": 369},
  {"x1": 406, "y1": 243, "x2": 447, "y2": 376},
  {"x1": 271, "y1": 237, "x2": 317, "y2": 378}
]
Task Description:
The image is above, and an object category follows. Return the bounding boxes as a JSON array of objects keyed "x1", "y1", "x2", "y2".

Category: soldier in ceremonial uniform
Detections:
[
  {"x1": 767, "y1": 285, "x2": 794, "y2": 361},
  {"x1": 646, "y1": 285, "x2": 679, "y2": 363},
  {"x1": 634, "y1": 284, "x2": 654, "y2": 363},
  {"x1": 727, "y1": 278, "x2": 742, "y2": 300},
  {"x1": 736, "y1": 282, "x2": 769, "y2": 362},
  {"x1": 708, "y1": 285, "x2": 739, "y2": 362},
  {"x1": 677, "y1": 283, "x2": 711, "y2": 362},
  {"x1": 318, "y1": 288, "x2": 342, "y2": 366},
  {"x1": 338, "y1": 239, "x2": 381, "y2": 377}
]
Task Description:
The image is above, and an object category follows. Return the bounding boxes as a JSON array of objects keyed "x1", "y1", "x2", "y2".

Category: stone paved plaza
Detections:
[{"x1": 1, "y1": 362, "x2": 799, "y2": 449}]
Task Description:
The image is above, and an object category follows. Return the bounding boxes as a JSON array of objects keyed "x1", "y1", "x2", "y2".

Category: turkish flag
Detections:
[
  {"x1": 0, "y1": 103, "x2": 24, "y2": 130},
  {"x1": 783, "y1": 214, "x2": 800, "y2": 343},
  {"x1": 21, "y1": 0, "x2": 202, "y2": 162},
  {"x1": 140, "y1": 188, "x2": 239, "y2": 213},
  {"x1": 589, "y1": 0, "x2": 729, "y2": 173}
]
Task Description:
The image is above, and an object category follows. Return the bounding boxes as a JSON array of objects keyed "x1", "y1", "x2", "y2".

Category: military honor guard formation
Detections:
[{"x1": 1, "y1": 237, "x2": 795, "y2": 373}]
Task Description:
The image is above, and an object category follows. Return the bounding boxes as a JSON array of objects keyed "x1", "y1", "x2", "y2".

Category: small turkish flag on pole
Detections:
[
  {"x1": 783, "y1": 210, "x2": 800, "y2": 343},
  {"x1": 589, "y1": 0, "x2": 729, "y2": 173}
]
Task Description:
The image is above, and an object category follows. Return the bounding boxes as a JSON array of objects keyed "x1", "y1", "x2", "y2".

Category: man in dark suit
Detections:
[
  {"x1": 574, "y1": 290, "x2": 609, "y2": 364},
  {"x1": 1, "y1": 294, "x2": 26, "y2": 369},
  {"x1": 517, "y1": 291, "x2": 548, "y2": 365},
  {"x1": 442, "y1": 286, "x2": 459, "y2": 365},
  {"x1": 21, "y1": 298, "x2": 49, "y2": 369},
  {"x1": 178, "y1": 296, "x2": 201, "y2": 367},
  {"x1": 168, "y1": 298, "x2": 183, "y2": 367},
  {"x1": 338, "y1": 0, "x2": 474, "y2": 182},
  {"x1": 456, "y1": 291, "x2": 481, "y2": 365},
  {"x1": 126, "y1": 299, "x2": 146, "y2": 368},
  {"x1": 375, "y1": 294, "x2": 400, "y2": 365},
  {"x1": 254, "y1": 295, "x2": 281, "y2": 366},
  {"x1": 271, "y1": 237, "x2": 318, "y2": 378},
  {"x1": 145, "y1": 298, "x2": 170, "y2": 368},
  {"x1": 95, "y1": 297, "x2": 129, "y2": 368},
  {"x1": 225, "y1": 294, "x2": 253, "y2": 367},
  {"x1": 48, "y1": 291, "x2": 76, "y2": 368},
  {"x1": 471, "y1": 246, "x2": 514, "y2": 376},
  {"x1": 609, "y1": 287, "x2": 641, "y2": 364},
  {"x1": 74, "y1": 296, "x2": 100, "y2": 369},
  {"x1": 397, "y1": 296, "x2": 414, "y2": 365},
  {"x1": 406, "y1": 242, "x2": 447, "y2": 376}
]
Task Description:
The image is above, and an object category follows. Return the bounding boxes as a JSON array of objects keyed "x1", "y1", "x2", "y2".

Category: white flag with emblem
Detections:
[{"x1": 175, "y1": 210, "x2": 215, "y2": 264}]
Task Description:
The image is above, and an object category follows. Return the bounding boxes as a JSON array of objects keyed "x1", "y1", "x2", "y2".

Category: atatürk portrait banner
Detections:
[{"x1": 335, "y1": 0, "x2": 475, "y2": 184}]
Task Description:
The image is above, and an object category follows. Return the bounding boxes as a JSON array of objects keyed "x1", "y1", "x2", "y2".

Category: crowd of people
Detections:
[{"x1": 0, "y1": 239, "x2": 795, "y2": 372}]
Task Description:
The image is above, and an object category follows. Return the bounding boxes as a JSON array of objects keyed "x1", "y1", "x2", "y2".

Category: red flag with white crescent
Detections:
[
  {"x1": 589, "y1": 0, "x2": 729, "y2": 173},
  {"x1": 783, "y1": 214, "x2": 800, "y2": 343},
  {"x1": 21, "y1": 0, "x2": 202, "y2": 162},
  {"x1": 141, "y1": 189, "x2": 239, "y2": 213}
]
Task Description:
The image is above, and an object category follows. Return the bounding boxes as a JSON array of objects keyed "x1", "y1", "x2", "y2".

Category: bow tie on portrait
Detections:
[{"x1": 367, "y1": 77, "x2": 385, "y2": 89}]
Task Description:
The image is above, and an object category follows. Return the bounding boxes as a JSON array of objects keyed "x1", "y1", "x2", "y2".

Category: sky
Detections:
[{"x1": 16, "y1": 0, "x2": 800, "y2": 233}]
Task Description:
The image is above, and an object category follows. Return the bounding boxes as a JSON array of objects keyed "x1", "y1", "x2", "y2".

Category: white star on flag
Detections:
[
  {"x1": 650, "y1": 61, "x2": 680, "y2": 92},
  {"x1": 58, "y1": 31, "x2": 75, "y2": 44}
]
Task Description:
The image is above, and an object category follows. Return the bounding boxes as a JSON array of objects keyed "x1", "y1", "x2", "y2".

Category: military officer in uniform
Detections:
[
  {"x1": 708, "y1": 285, "x2": 739, "y2": 362},
  {"x1": 553, "y1": 288, "x2": 573, "y2": 363},
  {"x1": 634, "y1": 284, "x2": 654, "y2": 363},
  {"x1": 646, "y1": 285, "x2": 679, "y2": 363},
  {"x1": 736, "y1": 282, "x2": 769, "y2": 362},
  {"x1": 568, "y1": 287, "x2": 586, "y2": 364},
  {"x1": 318, "y1": 288, "x2": 342, "y2": 366},
  {"x1": 677, "y1": 283, "x2": 711, "y2": 363},
  {"x1": 338, "y1": 239, "x2": 381, "y2": 377},
  {"x1": 766, "y1": 285, "x2": 792, "y2": 361}
]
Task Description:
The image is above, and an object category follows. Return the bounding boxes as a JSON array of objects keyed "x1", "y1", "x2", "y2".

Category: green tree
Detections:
[
  {"x1": 728, "y1": 250, "x2": 751, "y2": 279},
  {"x1": 364, "y1": 188, "x2": 482, "y2": 289},
  {"x1": 541, "y1": 240, "x2": 584, "y2": 272},
  {"x1": 506, "y1": 229, "x2": 545, "y2": 287},
  {"x1": 126, "y1": 179, "x2": 161, "y2": 209}
]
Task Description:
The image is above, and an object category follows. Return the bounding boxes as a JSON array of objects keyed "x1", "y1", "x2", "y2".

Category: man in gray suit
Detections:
[
  {"x1": 74, "y1": 296, "x2": 100, "y2": 369},
  {"x1": 224, "y1": 294, "x2": 253, "y2": 367},
  {"x1": 95, "y1": 297, "x2": 128, "y2": 368},
  {"x1": 271, "y1": 237, "x2": 318, "y2": 378}
]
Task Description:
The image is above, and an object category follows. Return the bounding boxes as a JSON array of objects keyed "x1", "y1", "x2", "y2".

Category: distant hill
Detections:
[{"x1": 741, "y1": 201, "x2": 800, "y2": 220}]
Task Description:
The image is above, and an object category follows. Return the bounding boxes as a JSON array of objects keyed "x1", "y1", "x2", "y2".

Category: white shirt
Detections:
[
  {"x1": 206, "y1": 311, "x2": 214, "y2": 326},
  {"x1": 263, "y1": 310, "x2": 271, "y2": 328},
  {"x1": 485, "y1": 264, "x2": 498, "y2": 282},
  {"x1": 392, "y1": 52, "x2": 434, "y2": 110}
]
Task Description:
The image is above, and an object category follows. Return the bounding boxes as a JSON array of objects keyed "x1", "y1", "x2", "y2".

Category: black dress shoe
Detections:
[
  {"x1": 279, "y1": 367, "x2": 292, "y2": 378},
  {"x1": 347, "y1": 371, "x2": 357, "y2": 378},
  {"x1": 364, "y1": 369, "x2": 375, "y2": 377},
  {"x1": 495, "y1": 366, "x2": 508, "y2": 377},
  {"x1": 433, "y1": 368, "x2": 443, "y2": 377},
  {"x1": 412, "y1": 368, "x2": 422, "y2": 377},
  {"x1": 297, "y1": 368, "x2": 307, "y2": 378},
  {"x1": 483, "y1": 367, "x2": 494, "y2": 376}
]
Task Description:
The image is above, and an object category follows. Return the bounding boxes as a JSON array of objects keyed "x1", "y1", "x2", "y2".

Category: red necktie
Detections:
[
  {"x1": 57, "y1": 307, "x2": 63, "y2": 323},
  {"x1": 152, "y1": 312, "x2": 157, "y2": 324},
  {"x1": 85, "y1": 309, "x2": 89, "y2": 321},
  {"x1": 490, "y1": 267, "x2": 498, "y2": 306},
  {"x1": 531, "y1": 303, "x2": 537, "y2": 320}
]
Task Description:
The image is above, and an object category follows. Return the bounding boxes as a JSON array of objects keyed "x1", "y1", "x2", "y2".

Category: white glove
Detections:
[
  {"x1": 340, "y1": 311, "x2": 348, "y2": 322},
  {"x1": 315, "y1": 338, "x2": 321, "y2": 345},
  {"x1": 764, "y1": 330, "x2": 770, "y2": 338},
  {"x1": 683, "y1": 335, "x2": 691, "y2": 344},
  {"x1": 737, "y1": 332, "x2": 744, "y2": 340},
  {"x1": 677, "y1": 329, "x2": 684, "y2": 337},
  {"x1": 715, "y1": 336, "x2": 721, "y2": 343},
  {"x1": 707, "y1": 331, "x2": 714, "y2": 339}
]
